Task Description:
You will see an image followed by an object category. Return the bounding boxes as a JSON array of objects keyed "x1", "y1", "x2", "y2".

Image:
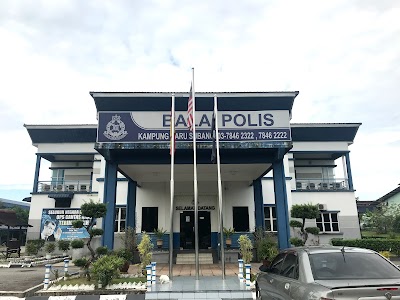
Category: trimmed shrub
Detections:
[
  {"x1": 331, "y1": 238, "x2": 400, "y2": 255},
  {"x1": 71, "y1": 239, "x2": 85, "y2": 249},
  {"x1": 290, "y1": 237, "x2": 305, "y2": 247},
  {"x1": 58, "y1": 240, "x2": 70, "y2": 252},
  {"x1": 44, "y1": 242, "x2": 56, "y2": 253},
  {"x1": 26, "y1": 239, "x2": 45, "y2": 255},
  {"x1": 92, "y1": 255, "x2": 124, "y2": 287},
  {"x1": 96, "y1": 246, "x2": 109, "y2": 256}
]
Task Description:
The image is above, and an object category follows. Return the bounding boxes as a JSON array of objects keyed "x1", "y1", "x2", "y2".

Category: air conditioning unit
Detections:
[{"x1": 318, "y1": 204, "x2": 327, "y2": 211}]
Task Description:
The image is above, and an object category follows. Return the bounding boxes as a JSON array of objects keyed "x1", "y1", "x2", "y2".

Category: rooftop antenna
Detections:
[{"x1": 341, "y1": 246, "x2": 346, "y2": 262}]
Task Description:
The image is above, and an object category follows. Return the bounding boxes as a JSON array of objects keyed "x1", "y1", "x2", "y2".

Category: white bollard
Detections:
[
  {"x1": 64, "y1": 258, "x2": 69, "y2": 281},
  {"x1": 238, "y1": 259, "x2": 244, "y2": 281},
  {"x1": 146, "y1": 265, "x2": 152, "y2": 290},
  {"x1": 245, "y1": 264, "x2": 251, "y2": 290},
  {"x1": 44, "y1": 264, "x2": 51, "y2": 290},
  {"x1": 151, "y1": 262, "x2": 156, "y2": 284}
]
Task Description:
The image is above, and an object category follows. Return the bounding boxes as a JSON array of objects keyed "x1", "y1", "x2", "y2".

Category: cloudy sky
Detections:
[{"x1": 0, "y1": 0, "x2": 399, "y2": 202}]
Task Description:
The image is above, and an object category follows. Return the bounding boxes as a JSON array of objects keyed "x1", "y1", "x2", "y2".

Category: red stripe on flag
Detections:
[{"x1": 187, "y1": 85, "x2": 193, "y2": 131}]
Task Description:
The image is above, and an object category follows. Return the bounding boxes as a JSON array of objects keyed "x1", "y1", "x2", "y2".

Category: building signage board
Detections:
[
  {"x1": 40, "y1": 208, "x2": 90, "y2": 241},
  {"x1": 97, "y1": 111, "x2": 291, "y2": 143}
]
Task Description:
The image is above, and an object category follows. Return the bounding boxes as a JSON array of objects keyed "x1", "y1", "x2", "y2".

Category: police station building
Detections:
[{"x1": 25, "y1": 91, "x2": 361, "y2": 259}]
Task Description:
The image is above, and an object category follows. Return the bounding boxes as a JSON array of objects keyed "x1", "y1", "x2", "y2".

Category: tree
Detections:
[
  {"x1": 362, "y1": 204, "x2": 400, "y2": 234},
  {"x1": 11, "y1": 206, "x2": 29, "y2": 224},
  {"x1": 290, "y1": 204, "x2": 320, "y2": 245},
  {"x1": 72, "y1": 200, "x2": 107, "y2": 260}
]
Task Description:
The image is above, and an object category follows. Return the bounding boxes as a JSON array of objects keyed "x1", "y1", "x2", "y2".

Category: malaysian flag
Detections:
[{"x1": 187, "y1": 84, "x2": 194, "y2": 131}]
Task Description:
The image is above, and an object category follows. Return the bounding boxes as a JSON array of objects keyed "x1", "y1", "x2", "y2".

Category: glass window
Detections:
[
  {"x1": 309, "y1": 252, "x2": 400, "y2": 280},
  {"x1": 270, "y1": 253, "x2": 286, "y2": 274},
  {"x1": 142, "y1": 207, "x2": 158, "y2": 233},
  {"x1": 233, "y1": 207, "x2": 249, "y2": 232},
  {"x1": 114, "y1": 207, "x2": 127, "y2": 232},
  {"x1": 316, "y1": 212, "x2": 340, "y2": 233},
  {"x1": 51, "y1": 169, "x2": 65, "y2": 185},
  {"x1": 280, "y1": 253, "x2": 298, "y2": 279},
  {"x1": 264, "y1": 206, "x2": 277, "y2": 232}
]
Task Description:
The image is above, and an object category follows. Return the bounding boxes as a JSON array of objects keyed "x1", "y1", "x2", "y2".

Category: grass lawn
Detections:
[{"x1": 55, "y1": 276, "x2": 146, "y2": 286}]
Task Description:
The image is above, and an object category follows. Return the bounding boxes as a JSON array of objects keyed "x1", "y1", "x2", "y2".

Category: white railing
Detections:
[
  {"x1": 295, "y1": 178, "x2": 349, "y2": 191},
  {"x1": 38, "y1": 180, "x2": 92, "y2": 193}
]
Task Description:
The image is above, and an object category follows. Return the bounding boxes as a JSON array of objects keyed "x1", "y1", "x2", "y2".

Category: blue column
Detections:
[
  {"x1": 102, "y1": 161, "x2": 117, "y2": 249},
  {"x1": 33, "y1": 154, "x2": 41, "y2": 193},
  {"x1": 253, "y1": 179, "x2": 265, "y2": 229},
  {"x1": 273, "y1": 160, "x2": 290, "y2": 249},
  {"x1": 126, "y1": 180, "x2": 137, "y2": 229},
  {"x1": 345, "y1": 153, "x2": 354, "y2": 190}
]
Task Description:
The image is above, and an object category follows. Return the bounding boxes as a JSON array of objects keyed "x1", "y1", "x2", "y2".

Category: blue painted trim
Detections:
[
  {"x1": 291, "y1": 126, "x2": 360, "y2": 142},
  {"x1": 262, "y1": 177, "x2": 292, "y2": 180},
  {"x1": 264, "y1": 204, "x2": 275, "y2": 207},
  {"x1": 102, "y1": 161, "x2": 117, "y2": 249},
  {"x1": 173, "y1": 232, "x2": 180, "y2": 249},
  {"x1": 273, "y1": 160, "x2": 291, "y2": 249},
  {"x1": 126, "y1": 180, "x2": 137, "y2": 229},
  {"x1": 97, "y1": 178, "x2": 129, "y2": 182},
  {"x1": 253, "y1": 179, "x2": 265, "y2": 229},
  {"x1": 33, "y1": 154, "x2": 41, "y2": 193},
  {"x1": 32, "y1": 192, "x2": 99, "y2": 195},
  {"x1": 91, "y1": 93, "x2": 297, "y2": 113},
  {"x1": 345, "y1": 153, "x2": 354, "y2": 190},
  {"x1": 211, "y1": 232, "x2": 218, "y2": 249}
]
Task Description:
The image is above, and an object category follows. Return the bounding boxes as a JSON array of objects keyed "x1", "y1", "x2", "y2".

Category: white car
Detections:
[{"x1": 256, "y1": 246, "x2": 400, "y2": 299}]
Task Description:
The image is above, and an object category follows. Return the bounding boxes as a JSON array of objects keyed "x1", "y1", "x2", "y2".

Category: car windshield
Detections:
[{"x1": 309, "y1": 252, "x2": 400, "y2": 280}]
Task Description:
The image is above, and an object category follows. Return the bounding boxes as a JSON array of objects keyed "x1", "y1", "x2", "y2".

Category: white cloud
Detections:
[{"x1": 0, "y1": 0, "x2": 399, "y2": 200}]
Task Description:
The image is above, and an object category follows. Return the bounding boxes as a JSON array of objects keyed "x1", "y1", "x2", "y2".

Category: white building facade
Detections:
[{"x1": 24, "y1": 91, "x2": 361, "y2": 256}]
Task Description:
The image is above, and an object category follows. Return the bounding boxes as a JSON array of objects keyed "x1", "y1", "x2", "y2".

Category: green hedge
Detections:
[{"x1": 331, "y1": 238, "x2": 400, "y2": 255}]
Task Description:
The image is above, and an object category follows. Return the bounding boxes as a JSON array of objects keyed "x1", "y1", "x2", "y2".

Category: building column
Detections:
[
  {"x1": 253, "y1": 178, "x2": 265, "y2": 229},
  {"x1": 345, "y1": 152, "x2": 354, "y2": 190},
  {"x1": 126, "y1": 179, "x2": 137, "y2": 229},
  {"x1": 33, "y1": 154, "x2": 41, "y2": 193},
  {"x1": 102, "y1": 161, "x2": 118, "y2": 249},
  {"x1": 273, "y1": 159, "x2": 291, "y2": 249}
]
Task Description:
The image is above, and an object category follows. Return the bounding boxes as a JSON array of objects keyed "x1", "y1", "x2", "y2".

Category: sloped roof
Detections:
[{"x1": 376, "y1": 185, "x2": 400, "y2": 204}]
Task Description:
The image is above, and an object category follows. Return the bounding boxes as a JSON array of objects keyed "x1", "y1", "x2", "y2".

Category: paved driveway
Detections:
[{"x1": 0, "y1": 264, "x2": 80, "y2": 292}]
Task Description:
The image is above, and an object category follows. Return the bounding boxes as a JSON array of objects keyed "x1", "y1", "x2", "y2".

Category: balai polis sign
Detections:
[{"x1": 97, "y1": 111, "x2": 291, "y2": 143}]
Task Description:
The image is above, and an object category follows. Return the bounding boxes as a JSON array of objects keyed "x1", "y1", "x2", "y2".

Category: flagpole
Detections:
[
  {"x1": 192, "y1": 68, "x2": 200, "y2": 279},
  {"x1": 214, "y1": 94, "x2": 225, "y2": 279},
  {"x1": 169, "y1": 93, "x2": 175, "y2": 279}
]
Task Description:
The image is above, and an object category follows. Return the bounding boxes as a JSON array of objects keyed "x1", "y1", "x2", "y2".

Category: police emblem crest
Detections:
[{"x1": 103, "y1": 115, "x2": 128, "y2": 140}]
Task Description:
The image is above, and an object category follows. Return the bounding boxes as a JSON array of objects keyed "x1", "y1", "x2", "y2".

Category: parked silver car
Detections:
[{"x1": 256, "y1": 246, "x2": 400, "y2": 299}]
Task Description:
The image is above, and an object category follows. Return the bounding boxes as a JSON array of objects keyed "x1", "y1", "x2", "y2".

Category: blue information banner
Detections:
[
  {"x1": 97, "y1": 111, "x2": 291, "y2": 143},
  {"x1": 40, "y1": 208, "x2": 90, "y2": 241}
]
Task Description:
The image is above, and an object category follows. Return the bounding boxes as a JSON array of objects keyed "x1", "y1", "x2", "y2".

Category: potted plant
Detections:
[
  {"x1": 44, "y1": 242, "x2": 56, "y2": 259},
  {"x1": 223, "y1": 227, "x2": 235, "y2": 248},
  {"x1": 58, "y1": 240, "x2": 70, "y2": 256},
  {"x1": 154, "y1": 228, "x2": 166, "y2": 249}
]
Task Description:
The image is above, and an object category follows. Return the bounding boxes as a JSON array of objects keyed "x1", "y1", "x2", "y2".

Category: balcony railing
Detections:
[
  {"x1": 295, "y1": 178, "x2": 349, "y2": 191},
  {"x1": 38, "y1": 180, "x2": 92, "y2": 193}
]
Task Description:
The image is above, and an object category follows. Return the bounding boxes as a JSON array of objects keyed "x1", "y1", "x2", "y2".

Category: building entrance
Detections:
[{"x1": 180, "y1": 211, "x2": 211, "y2": 249}]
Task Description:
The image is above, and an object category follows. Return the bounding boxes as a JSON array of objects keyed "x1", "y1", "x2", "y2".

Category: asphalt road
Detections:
[{"x1": 0, "y1": 265, "x2": 80, "y2": 292}]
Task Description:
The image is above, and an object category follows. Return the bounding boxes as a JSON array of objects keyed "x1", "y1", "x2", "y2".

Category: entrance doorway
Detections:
[{"x1": 180, "y1": 211, "x2": 211, "y2": 249}]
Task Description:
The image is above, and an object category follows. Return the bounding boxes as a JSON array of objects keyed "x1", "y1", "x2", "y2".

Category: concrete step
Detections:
[{"x1": 176, "y1": 253, "x2": 213, "y2": 265}]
